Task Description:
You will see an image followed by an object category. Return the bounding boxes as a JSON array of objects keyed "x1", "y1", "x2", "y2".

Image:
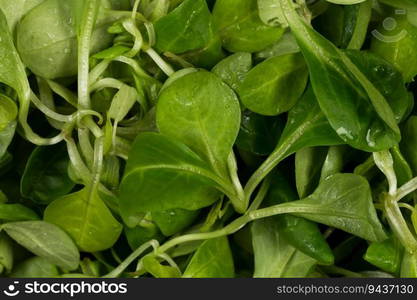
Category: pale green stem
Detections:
[
  {"x1": 373, "y1": 151, "x2": 397, "y2": 196},
  {"x1": 89, "y1": 78, "x2": 124, "y2": 92},
  {"x1": 146, "y1": 48, "x2": 175, "y2": 76},
  {"x1": 396, "y1": 177, "x2": 417, "y2": 202},
  {"x1": 103, "y1": 240, "x2": 158, "y2": 278},
  {"x1": 247, "y1": 178, "x2": 271, "y2": 212},
  {"x1": 384, "y1": 193, "x2": 417, "y2": 253},
  {"x1": 77, "y1": 0, "x2": 99, "y2": 109}
]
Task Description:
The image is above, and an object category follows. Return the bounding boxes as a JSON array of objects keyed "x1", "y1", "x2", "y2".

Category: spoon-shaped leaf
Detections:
[
  {"x1": 44, "y1": 187, "x2": 122, "y2": 252},
  {"x1": 156, "y1": 70, "x2": 241, "y2": 177}
]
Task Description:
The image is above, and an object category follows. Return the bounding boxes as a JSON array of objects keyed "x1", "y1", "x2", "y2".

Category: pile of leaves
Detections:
[{"x1": 0, "y1": 0, "x2": 417, "y2": 278}]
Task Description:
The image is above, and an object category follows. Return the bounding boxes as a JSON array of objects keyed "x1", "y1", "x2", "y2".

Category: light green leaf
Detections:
[
  {"x1": 119, "y1": 132, "x2": 221, "y2": 226},
  {"x1": 10, "y1": 256, "x2": 59, "y2": 278},
  {"x1": 44, "y1": 187, "x2": 122, "y2": 252},
  {"x1": 252, "y1": 218, "x2": 316, "y2": 277},
  {"x1": 238, "y1": 53, "x2": 308, "y2": 116},
  {"x1": 156, "y1": 70, "x2": 241, "y2": 176},
  {"x1": 183, "y1": 237, "x2": 234, "y2": 278},
  {"x1": 3, "y1": 221, "x2": 80, "y2": 270},
  {"x1": 212, "y1": 52, "x2": 252, "y2": 90},
  {"x1": 212, "y1": 0, "x2": 285, "y2": 52},
  {"x1": 284, "y1": 173, "x2": 388, "y2": 242}
]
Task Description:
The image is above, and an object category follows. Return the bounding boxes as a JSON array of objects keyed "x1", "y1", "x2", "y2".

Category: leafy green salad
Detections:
[{"x1": 0, "y1": 0, "x2": 417, "y2": 278}]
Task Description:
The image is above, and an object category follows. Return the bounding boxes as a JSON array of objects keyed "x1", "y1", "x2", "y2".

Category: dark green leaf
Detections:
[
  {"x1": 281, "y1": 0, "x2": 401, "y2": 151},
  {"x1": 212, "y1": 52, "x2": 252, "y2": 90},
  {"x1": 154, "y1": 0, "x2": 212, "y2": 54},
  {"x1": 236, "y1": 111, "x2": 284, "y2": 156},
  {"x1": 0, "y1": 203, "x2": 39, "y2": 222},
  {"x1": 265, "y1": 172, "x2": 334, "y2": 265},
  {"x1": 295, "y1": 147, "x2": 328, "y2": 198},
  {"x1": 238, "y1": 53, "x2": 308, "y2": 116},
  {"x1": 212, "y1": 0, "x2": 285, "y2": 52},
  {"x1": 21, "y1": 144, "x2": 75, "y2": 204},
  {"x1": 152, "y1": 208, "x2": 199, "y2": 236},
  {"x1": 364, "y1": 235, "x2": 403, "y2": 274}
]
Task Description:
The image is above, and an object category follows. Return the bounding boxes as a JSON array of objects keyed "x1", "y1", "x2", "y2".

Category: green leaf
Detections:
[
  {"x1": 124, "y1": 224, "x2": 163, "y2": 251},
  {"x1": 10, "y1": 257, "x2": 59, "y2": 278},
  {"x1": 379, "y1": 0, "x2": 417, "y2": 10},
  {"x1": 21, "y1": 144, "x2": 75, "y2": 204},
  {"x1": 391, "y1": 146, "x2": 413, "y2": 186},
  {"x1": 0, "y1": 233, "x2": 13, "y2": 273},
  {"x1": 107, "y1": 85, "x2": 138, "y2": 122},
  {"x1": 252, "y1": 218, "x2": 316, "y2": 278},
  {"x1": 140, "y1": 0, "x2": 170, "y2": 22},
  {"x1": 152, "y1": 208, "x2": 199, "y2": 236},
  {"x1": 280, "y1": 0, "x2": 401, "y2": 151},
  {"x1": 326, "y1": 0, "x2": 366, "y2": 4},
  {"x1": 2, "y1": 221, "x2": 80, "y2": 270},
  {"x1": 180, "y1": 33, "x2": 225, "y2": 69},
  {"x1": 16, "y1": 0, "x2": 117, "y2": 79},
  {"x1": 320, "y1": 146, "x2": 346, "y2": 181},
  {"x1": 0, "y1": 203, "x2": 39, "y2": 222},
  {"x1": 242, "y1": 86, "x2": 343, "y2": 202},
  {"x1": 0, "y1": 94, "x2": 18, "y2": 132},
  {"x1": 264, "y1": 171, "x2": 334, "y2": 265},
  {"x1": 275, "y1": 87, "x2": 343, "y2": 158},
  {"x1": 315, "y1": 1, "x2": 371, "y2": 49},
  {"x1": 371, "y1": 12, "x2": 417, "y2": 82},
  {"x1": 255, "y1": 31, "x2": 300, "y2": 60},
  {"x1": 44, "y1": 187, "x2": 122, "y2": 252},
  {"x1": 0, "y1": 0, "x2": 45, "y2": 33},
  {"x1": 345, "y1": 50, "x2": 412, "y2": 123},
  {"x1": 0, "y1": 121, "x2": 16, "y2": 160},
  {"x1": 283, "y1": 173, "x2": 387, "y2": 242},
  {"x1": 156, "y1": 70, "x2": 241, "y2": 176},
  {"x1": 412, "y1": 207, "x2": 417, "y2": 235},
  {"x1": 183, "y1": 237, "x2": 234, "y2": 278},
  {"x1": 257, "y1": 0, "x2": 288, "y2": 28},
  {"x1": 236, "y1": 111, "x2": 284, "y2": 156},
  {"x1": 0, "y1": 9, "x2": 30, "y2": 102},
  {"x1": 400, "y1": 116, "x2": 417, "y2": 175},
  {"x1": 238, "y1": 53, "x2": 308, "y2": 116},
  {"x1": 212, "y1": 52, "x2": 252, "y2": 90},
  {"x1": 212, "y1": 0, "x2": 285, "y2": 52},
  {"x1": 364, "y1": 235, "x2": 403, "y2": 274},
  {"x1": 154, "y1": 0, "x2": 212, "y2": 54},
  {"x1": 119, "y1": 132, "x2": 221, "y2": 225},
  {"x1": 295, "y1": 147, "x2": 328, "y2": 198}
]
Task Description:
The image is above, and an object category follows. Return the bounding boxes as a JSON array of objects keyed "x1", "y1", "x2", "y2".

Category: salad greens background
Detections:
[{"x1": 0, "y1": 0, "x2": 416, "y2": 278}]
